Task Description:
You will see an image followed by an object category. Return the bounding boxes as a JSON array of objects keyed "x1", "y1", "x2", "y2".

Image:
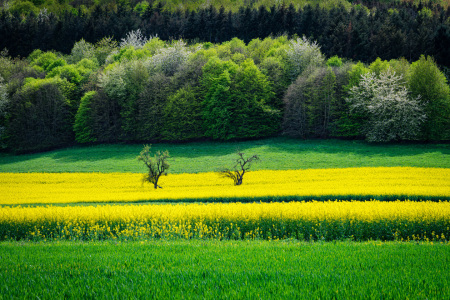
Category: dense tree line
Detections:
[
  {"x1": 0, "y1": 35, "x2": 449, "y2": 153},
  {"x1": 1, "y1": 2, "x2": 450, "y2": 69}
]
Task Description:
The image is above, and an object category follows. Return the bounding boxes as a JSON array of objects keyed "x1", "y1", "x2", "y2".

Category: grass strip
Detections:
[
  {"x1": 1, "y1": 138, "x2": 448, "y2": 173},
  {"x1": 0, "y1": 240, "x2": 449, "y2": 299}
]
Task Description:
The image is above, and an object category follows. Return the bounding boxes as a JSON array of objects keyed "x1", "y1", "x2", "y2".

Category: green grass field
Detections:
[
  {"x1": 0, "y1": 240, "x2": 449, "y2": 299},
  {"x1": 0, "y1": 138, "x2": 448, "y2": 173}
]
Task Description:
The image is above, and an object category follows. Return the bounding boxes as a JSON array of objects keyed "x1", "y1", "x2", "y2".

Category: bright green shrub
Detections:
[{"x1": 408, "y1": 55, "x2": 450, "y2": 140}]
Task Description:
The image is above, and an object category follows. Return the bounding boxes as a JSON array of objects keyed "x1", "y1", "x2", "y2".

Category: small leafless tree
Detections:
[
  {"x1": 218, "y1": 150, "x2": 260, "y2": 186},
  {"x1": 137, "y1": 145, "x2": 169, "y2": 189}
]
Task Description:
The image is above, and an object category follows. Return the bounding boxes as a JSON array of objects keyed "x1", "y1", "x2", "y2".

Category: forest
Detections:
[{"x1": 0, "y1": 0, "x2": 450, "y2": 152}]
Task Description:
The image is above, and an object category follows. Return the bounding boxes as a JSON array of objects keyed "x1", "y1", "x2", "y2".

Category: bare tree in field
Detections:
[
  {"x1": 137, "y1": 144, "x2": 169, "y2": 189},
  {"x1": 218, "y1": 150, "x2": 260, "y2": 186}
]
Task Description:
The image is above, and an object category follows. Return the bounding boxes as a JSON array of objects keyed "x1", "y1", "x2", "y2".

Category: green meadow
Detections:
[
  {"x1": 1, "y1": 240, "x2": 449, "y2": 299},
  {"x1": 0, "y1": 138, "x2": 448, "y2": 173}
]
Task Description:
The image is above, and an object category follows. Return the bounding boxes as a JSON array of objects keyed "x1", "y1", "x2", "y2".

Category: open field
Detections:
[
  {"x1": 1, "y1": 201, "x2": 449, "y2": 242},
  {"x1": 0, "y1": 138, "x2": 449, "y2": 173},
  {"x1": 1, "y1": 139, "x2": 449, "y2": 298},
  {"x1": 1, "y1": 167, "x2": 449, "y2": 205},
  {"x1": 0, "y1": 240, "x2": 449, "y2": 299}
]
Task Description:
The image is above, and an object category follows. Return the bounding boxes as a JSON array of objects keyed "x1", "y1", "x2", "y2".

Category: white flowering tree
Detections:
[
  {"x1": 346, "y1": 69, "x2": 426, "y2": 142},
  {"x1": 120, "y1": 29, "x2": 149, "y2": 49},
  {"x1": 286, "y1": 36, "x2": 324, "y2": 81},
  {"x1": 149, "y1": 40, "x2": 192, "y2": 76}
]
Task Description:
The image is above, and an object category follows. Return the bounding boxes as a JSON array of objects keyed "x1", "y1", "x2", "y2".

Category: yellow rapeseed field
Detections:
[
  {"x1": 0, "y1": 167, "x2": 448, "y2": 205},
  {"x1": 1, "y1": 201, "x2": 449, "y2": 241}
]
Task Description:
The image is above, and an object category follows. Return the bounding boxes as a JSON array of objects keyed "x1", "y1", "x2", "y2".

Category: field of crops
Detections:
[
  {"x1": 1, "y1": 140, "x2": 449, "y2": 298},
  {"x1": 1, "y1": 201, "x2": 449, "y2": 242},
  {"x1": 1, "y1": 167, "x2": 449, "y2": 205}
]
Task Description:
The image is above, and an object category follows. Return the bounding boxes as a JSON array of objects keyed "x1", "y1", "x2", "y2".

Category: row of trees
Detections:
[
  {"x1": 1, "y1": 2, "x2": 450, "y2": 68},
  {"x1": 0, "y1": 35, "x2": 449, "y2": 152}
]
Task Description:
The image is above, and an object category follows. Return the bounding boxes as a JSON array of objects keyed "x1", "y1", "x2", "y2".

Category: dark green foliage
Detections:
[
  {"x1": 333, "y1": 62, "x2": 369, "y2": 138},
  {"x1": 202, "y1": 58, "x2": 280, "y2": 140},
  {"x1": 74, "y1": 91, "x2": 97, "y2": 144},
  {"x1": 135, "y1": 73, "x2": 172, "y2": 141},
  {"x1": 163, "y1": 87, "x2": 203, "y2": 141},
  {"x1": 259, "y1": 56, "x2": 289, "y2": 109},
  {"x1": 6, "y1": 81, "x2": 72, "y2": 152},
  {"x1": 87, "y1": 90, "x2": 122, "y2": 143},
  {"x1": 283, "y1": 67, "x2": 339, "y2": 138}
]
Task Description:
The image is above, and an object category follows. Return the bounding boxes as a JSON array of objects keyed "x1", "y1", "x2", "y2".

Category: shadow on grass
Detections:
[{"x1": 0, "y1": 137, "x2": 448, "y2": 170}]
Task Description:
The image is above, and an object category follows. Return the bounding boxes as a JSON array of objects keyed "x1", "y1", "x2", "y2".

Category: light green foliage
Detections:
[
  {"x1": 408, "y1": 55, "x2": 450, "y2": 140},
  {"x1": 344, "y1": 61, "x2": 370, "y2": 90},
  {"x1": 9, "y1": 1, "x2": 39, "y2": 15},
  {"x1": 30, "y1": 51, "x2": 66, "y2": 73},
  {"x1": 106, "y1": 46, "x2": 153, "y2": 64},
  {"x1": 201, "y1": 57, "x2": 238, "y2": 88},
  {"x1": 216, "y1": 38, "x2": 247, "y2": 60},
  {"x1": 134, "y1": 0, "x2": 149, "y2": 15},
  {"x1": 388, "y1": 58, "x2": 410, "y2": 80},
  {"x1": 326, "y1": 55, "x2": 343, "y2": 67},
  {"x1": 141, "y1": 37, "x2": 166, "y2": 55},
  {"x1": 76, "y1": 58, "x2": 99, "y2": 71},
  {"x1": 94, "y1": 37, "x2": 118, "y2": 66},
  {"x1": 47, "y1": 65, "x2": 83, "y2": 85},
  {"x1": 74, "y1": 91, "x2": 97, "y2": 144},
  {"x1": 23, "y1": 77, "x2": 75, "y2": 104},
  {"x1": 27, "y1": 49, "x2": 43, "y2": 63},
  {"x1": 369, "y1": 57, "x2": 390, "y2": 76}
]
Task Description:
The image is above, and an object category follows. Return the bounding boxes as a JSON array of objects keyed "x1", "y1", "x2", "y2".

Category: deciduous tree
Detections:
[{"x1": 137, "y1": 145, "x2": 170, "y2": 189}]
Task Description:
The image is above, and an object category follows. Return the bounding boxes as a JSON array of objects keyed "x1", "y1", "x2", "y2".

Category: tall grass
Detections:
[{"x1": 1, "y1": 240, "x2": 449, "y2": 299}]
